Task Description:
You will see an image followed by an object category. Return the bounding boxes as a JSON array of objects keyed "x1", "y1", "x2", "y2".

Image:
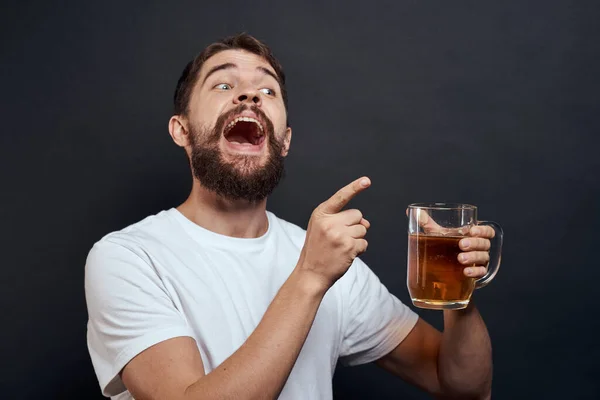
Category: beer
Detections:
[{"x1": 407, "y1": 233, "x2": 475, "y2": 309}]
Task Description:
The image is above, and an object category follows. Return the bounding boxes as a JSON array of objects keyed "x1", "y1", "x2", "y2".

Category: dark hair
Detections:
[{"x1": 173, "y1": 33, "x2": 288, "y2": 118}]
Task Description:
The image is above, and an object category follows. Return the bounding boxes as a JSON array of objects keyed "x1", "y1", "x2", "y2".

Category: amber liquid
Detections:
[{"x1": 407, "y1": 233, "x2": 475, "y2": 309}]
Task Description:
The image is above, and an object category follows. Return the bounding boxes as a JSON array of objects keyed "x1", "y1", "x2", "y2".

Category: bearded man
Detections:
[{"x1": 85, "y1": 33, "x2": 496, "y2": 400}]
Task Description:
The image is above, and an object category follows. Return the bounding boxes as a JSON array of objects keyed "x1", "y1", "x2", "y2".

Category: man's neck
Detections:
[{"x1": 176, "y1": 180, "x2": 269, "y2": 239}]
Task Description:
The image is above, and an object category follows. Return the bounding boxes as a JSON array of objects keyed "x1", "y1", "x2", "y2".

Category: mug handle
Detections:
[{"x1": 474, "y1": 221, "x2": 503, "y2": 289}]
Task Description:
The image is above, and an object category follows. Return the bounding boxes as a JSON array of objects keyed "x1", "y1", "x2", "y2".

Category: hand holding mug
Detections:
[{"x1": 407, "y1": 203, "x2": 503, "y2": 310}]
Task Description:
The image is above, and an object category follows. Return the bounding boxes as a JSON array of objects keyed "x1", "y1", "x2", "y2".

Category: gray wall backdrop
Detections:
[{"x1": 1, "y1": 0, "x2": 599, "y2": 398}]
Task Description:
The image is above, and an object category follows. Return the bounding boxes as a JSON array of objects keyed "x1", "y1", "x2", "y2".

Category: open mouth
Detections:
[{"x1": 223, "y1": 116, "x2": 266, "y2": 147}]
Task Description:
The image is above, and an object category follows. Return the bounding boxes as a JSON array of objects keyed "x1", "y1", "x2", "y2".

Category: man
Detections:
[{"x1": 85, "y1": 33, "x2": 496, "y2": 399}]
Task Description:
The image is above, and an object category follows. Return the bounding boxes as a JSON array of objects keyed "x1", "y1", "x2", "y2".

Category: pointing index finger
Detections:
[{"x1": 320, "y1": 177, "x2": 371, "y2": 214}]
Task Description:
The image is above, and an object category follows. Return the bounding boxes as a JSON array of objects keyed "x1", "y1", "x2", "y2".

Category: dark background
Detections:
[{"x1": 1, "y1": 0, "x2": 599, "y2": 399}]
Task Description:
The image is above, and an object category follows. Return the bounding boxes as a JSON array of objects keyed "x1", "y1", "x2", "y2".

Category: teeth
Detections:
[{"x1": 225, "y1": 116, "x2": 264, "y2": 134}]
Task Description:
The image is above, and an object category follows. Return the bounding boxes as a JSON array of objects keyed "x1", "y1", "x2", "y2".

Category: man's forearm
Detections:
[
  {"x1": 184, "y1": 268, "x2": 327, "y2": 400},
  {"x1": 438, "y1": 303, "x2": 493, "y2": 399}
]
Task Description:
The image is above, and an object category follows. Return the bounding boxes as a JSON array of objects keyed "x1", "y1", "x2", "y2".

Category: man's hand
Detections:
[
  {"x1": 297, "y1": 176, "x2": 371, "y2": 289},
  {"x1": 409, "y1": 208, "x2": 495, "y2": 280},
  {"x1": 458, "y1": 225, "x2": 495, "y2": 279}
]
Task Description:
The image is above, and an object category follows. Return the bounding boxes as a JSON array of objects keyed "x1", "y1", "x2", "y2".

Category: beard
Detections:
[{"x1": 188, "y1": 104, "x2": 286, "y2": 203}]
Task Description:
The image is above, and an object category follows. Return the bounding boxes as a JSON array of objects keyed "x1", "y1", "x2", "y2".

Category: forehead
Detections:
[{"x1": 198, "y1": 49, "x2": 275, "y2": 81}]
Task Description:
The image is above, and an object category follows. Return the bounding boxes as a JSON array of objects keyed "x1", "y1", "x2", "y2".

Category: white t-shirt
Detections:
[{"x1": 85, "y1": 208, "x2": 418, "y2": 399}]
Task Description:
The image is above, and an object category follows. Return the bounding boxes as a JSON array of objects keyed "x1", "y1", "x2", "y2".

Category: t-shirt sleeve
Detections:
[
  {"x1": 338, "y1": 257, "x2": 419, "y2": 366},
  {"x1": 85, "y1": 238, "x2": 195, "y2": 397}
]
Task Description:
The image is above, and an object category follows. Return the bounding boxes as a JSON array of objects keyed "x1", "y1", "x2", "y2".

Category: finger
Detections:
[
  {"x1": 347, "y1": 224, "x2": 368, "y2": 239},
  {"x1": 459, "y1": 237, "x2": 491, "y2": 251},
  {"x1": 410, "y1": 208, "x2": 446, "y2": 234},
  {"x1": 336, "y1": 209, "x2": 363, "y2": 225},
  {"x1": 469, "y1": 225, "x2": 495, "y2": 238},
  {"x1": 355, "y1": 238, "x2": 368, "y2": 255},
  {"x1": 464, "y1": 266, "x2": 487, "y2": 278},
  {"x1": 320, "y1": 177, "x2": 371, "y2": 214},
  {"x1": 360, "y1": 218, "x2": 370, "y2": 229},
  {"x1": 409, "y1": 207, "x2": 472, "y2": 236},
  {"x1": 458, "y1": 251, "x2": 490, "y2": 265}
]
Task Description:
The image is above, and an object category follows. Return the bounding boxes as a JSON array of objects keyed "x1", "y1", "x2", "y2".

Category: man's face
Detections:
[{"x1": 184, "y1": 49, "x2": 291, "y2": 202}]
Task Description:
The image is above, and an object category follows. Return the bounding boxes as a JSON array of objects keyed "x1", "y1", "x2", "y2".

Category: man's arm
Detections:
[
  {"x1": 120, "y1": 177, "x2": 373, "y2": 400},
  {"x1": 122, "y1": 268, "x2": 326, "y2": 400},
  {"x1": 376, "y1": 304, "x2": 492, "y2": 399},
  {"x1": 375, "y1": 219, "x2": 495, "y2": 398}
]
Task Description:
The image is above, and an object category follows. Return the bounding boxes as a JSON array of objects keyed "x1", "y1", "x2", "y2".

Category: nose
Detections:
[{"x1": 234, "y1": 86, "x2": 262, "y2": 107}]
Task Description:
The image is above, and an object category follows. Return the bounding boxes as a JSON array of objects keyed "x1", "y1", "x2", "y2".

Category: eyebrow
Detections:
[
  {"x1": 201, "y1": 63, "x2": 236, "y2": 85},
  {"x1": 201, "y1": 63, "x2": 280, "y2": 86},
  {"x1": 256, "y1": 66, "x2": 280, "y2": 85}
]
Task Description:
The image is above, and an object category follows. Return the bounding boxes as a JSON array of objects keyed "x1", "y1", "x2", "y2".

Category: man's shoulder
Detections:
[
  {"x1": 85, "y1": 211, "x2": 179, "y2": 289},
  {"x1": 94, "y1": 209, "x2": 179, "y2": 254}
]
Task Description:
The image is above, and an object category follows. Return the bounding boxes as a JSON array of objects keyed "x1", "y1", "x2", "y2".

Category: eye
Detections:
[
  {"x1": 214, "y1": 83, "x2": 232, "y2": 90},
  {"x1": 260, "y1": 88, "x2": 276, "y2": 96}
]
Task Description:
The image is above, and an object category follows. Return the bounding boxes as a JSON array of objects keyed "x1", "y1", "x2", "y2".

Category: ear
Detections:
[
  {"x1": 281, "y1": 126, "x2": 292, "y2": 157},
  {"x1": 168, "y1": 115, "x2": 190, "y2": 148}
]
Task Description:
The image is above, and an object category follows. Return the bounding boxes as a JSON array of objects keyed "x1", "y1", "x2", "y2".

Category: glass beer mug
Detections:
[{"x1": 407, "y1": 203, "x2": 503, "y2": 310}]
